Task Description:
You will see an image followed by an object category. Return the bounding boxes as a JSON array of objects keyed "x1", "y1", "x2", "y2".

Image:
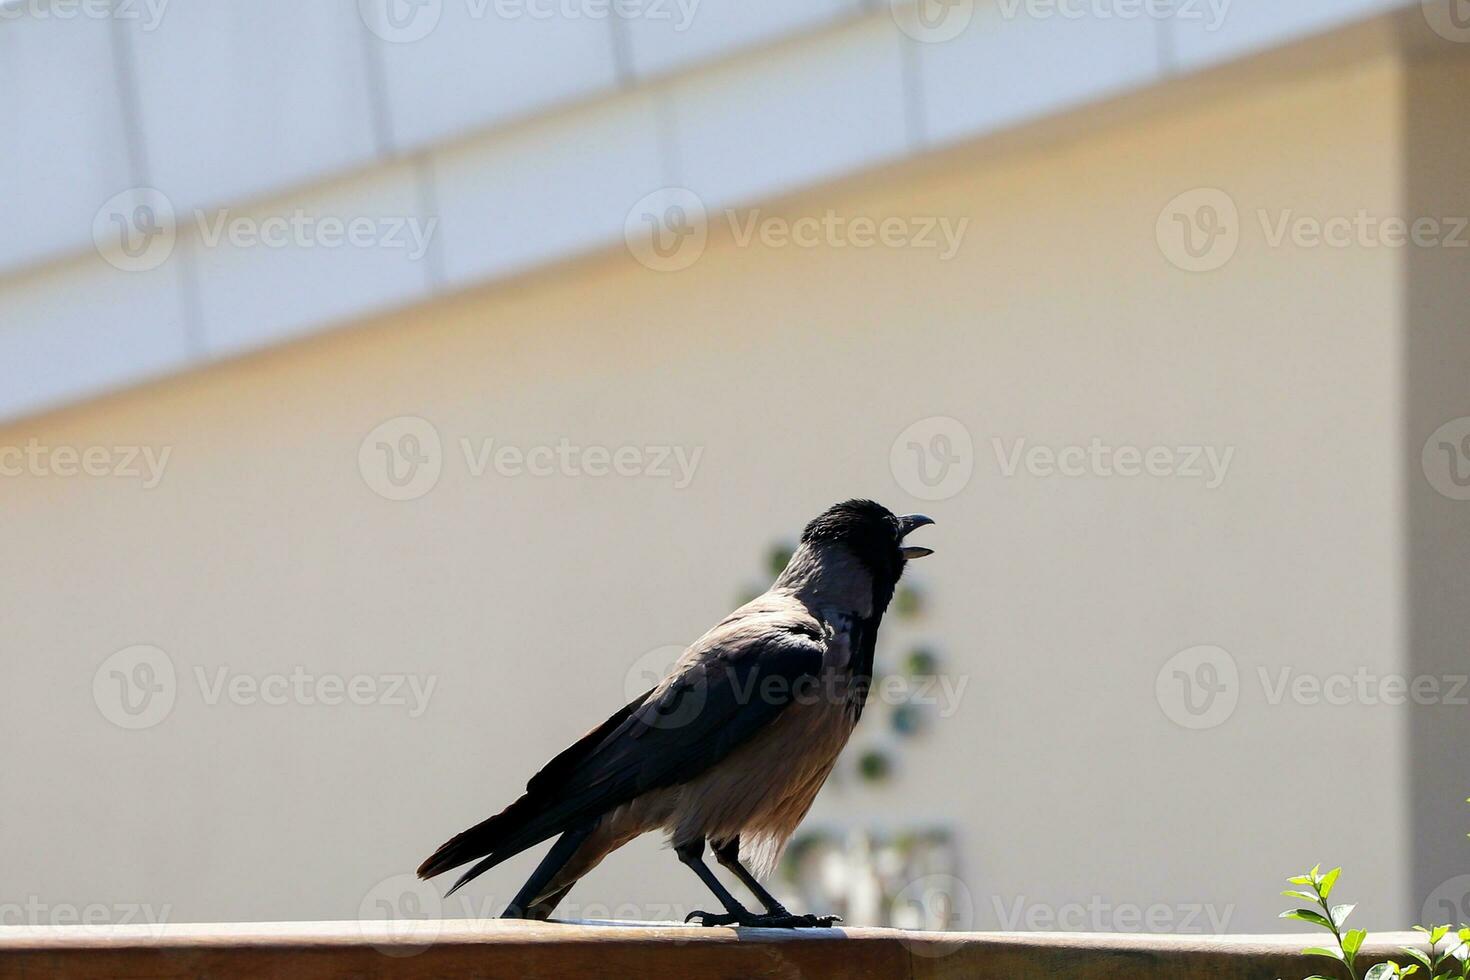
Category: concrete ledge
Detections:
[{"x1": 0, "y1": 920, "x2": 1427, "y2": 979}]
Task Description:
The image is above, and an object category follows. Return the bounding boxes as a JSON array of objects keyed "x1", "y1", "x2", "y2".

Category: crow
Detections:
[{"x1": 417, "y1": 499, "x2": 935, "y2": 928}]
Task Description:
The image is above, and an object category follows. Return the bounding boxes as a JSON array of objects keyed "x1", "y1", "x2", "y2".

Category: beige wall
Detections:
[{"x1": 2, "y1": 46, "x2": 1453, "y2": 933}]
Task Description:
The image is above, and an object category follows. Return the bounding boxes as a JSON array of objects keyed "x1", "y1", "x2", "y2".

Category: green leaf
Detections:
[
  {"x1": 1434, "y1": 926, "x2": 1451, "y2": 946},
  {"x1": 1305, "y1": 946, "x2": 1346, "y2": 961},
  {"x1": 1343, "y1": 929, "x2": 1368, "y2": 957},
  {"x1": 1366, "y1": 964, "x2": 1398, "y2": 980},
  {"x1": 1320, "y1": 868, "x2": 1342, "y2": 900},
  {"x1": 1334, "y1": 904, "x2": 1358, "y2": 928},
  {"x1": 1284, "y1": 889, "x2": 1321, "y2": 903},
  {"x1": 1289, "y1": 875, "x2": 1316, "y2": 886},
  {"x1": 1403, "y1": 947, "x2": 1436, "y2": 969},
  {"x1": 1283, "y1": 909, "x2": 1336, "y2": 930}
]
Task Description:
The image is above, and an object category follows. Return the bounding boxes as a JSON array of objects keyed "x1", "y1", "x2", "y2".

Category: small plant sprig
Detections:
[
  {"x1": 1394, "y1": 926, "x2": 1470, "y2": 980},
  {"x1": 1282, "y1": 864, "x2": 1368, "y2": 979},
  {"x1": 1281, "y1": 866, "x2": 1470, "y2": 980}
]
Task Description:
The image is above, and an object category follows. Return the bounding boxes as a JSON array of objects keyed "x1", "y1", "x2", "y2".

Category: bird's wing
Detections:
[
  {"x1": 558, "y1": 621, "x2": 827, "y2": 806},
  {"x1": 430, "y1": 615, "x2": 826, "y2": 892}
]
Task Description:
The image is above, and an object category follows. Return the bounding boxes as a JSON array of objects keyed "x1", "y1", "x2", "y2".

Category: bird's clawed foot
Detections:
[
  {"x1": 684, "y1": 909, "x2": 842, "y2": 929},
  {"x1": 767, "y1": 913, "x2": 843, "y2": 929}
]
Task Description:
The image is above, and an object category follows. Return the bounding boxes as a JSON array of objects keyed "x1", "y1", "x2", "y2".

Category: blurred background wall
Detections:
[{"x1": 1, "y1": 0, "x2": 1467, "y2": 936}]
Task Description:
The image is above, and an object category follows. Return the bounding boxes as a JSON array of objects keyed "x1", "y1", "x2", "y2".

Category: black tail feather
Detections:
[
  {"x1": 419, "y1": 792, "x2": 581, "y2": 896},
  {"x1": 418, "y1": 795, "x2": 544, "y2": 884},
  {"x1": 418, "y1": 690, "x2": 653, "y2": 893},
  {"x1": 501, "y1": 823, "x2": 594, "y2": 917}
]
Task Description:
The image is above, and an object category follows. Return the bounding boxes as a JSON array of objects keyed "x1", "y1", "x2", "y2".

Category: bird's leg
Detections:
[
  {"x1": 709, "y1": 837, "x2": 841, "y2": 929},
  {"x1": 712, "y1": 837, "x2": 788, "y2": 914},
  {"x1": 678, "y1": 839, "x2": 755, "y2": 927}
]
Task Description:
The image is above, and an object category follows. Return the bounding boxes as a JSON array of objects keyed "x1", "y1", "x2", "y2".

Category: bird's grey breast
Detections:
[{"x1": 818, "y1": 609, "x2": 860, "y2": 672}]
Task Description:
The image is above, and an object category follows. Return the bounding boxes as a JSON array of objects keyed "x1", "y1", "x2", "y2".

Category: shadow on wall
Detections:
[{"x1": 1404, "y1": 51, "x2": 1470, "y2": 927}]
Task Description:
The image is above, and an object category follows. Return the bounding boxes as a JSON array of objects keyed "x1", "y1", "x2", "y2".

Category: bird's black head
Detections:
[{"x1": 800, "y1": 499, "x2": 935, "y2": 610}]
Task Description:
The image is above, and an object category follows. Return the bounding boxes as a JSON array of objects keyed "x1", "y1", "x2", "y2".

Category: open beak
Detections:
[{"x1": 899, "y1": 514, "x2": 935, "y2": 559}]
